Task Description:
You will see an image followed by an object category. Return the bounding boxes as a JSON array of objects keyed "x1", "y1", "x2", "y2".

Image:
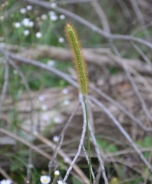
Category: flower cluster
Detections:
[
  {"x1": 12, "y1": 3, "x2": 66, "y2": 42},
  {"x1": 0, "y1": 179, "x2": 12, "y2": 184},
  {"x1": 40, "y1": 171, "x2": 67, "y2": 184}
]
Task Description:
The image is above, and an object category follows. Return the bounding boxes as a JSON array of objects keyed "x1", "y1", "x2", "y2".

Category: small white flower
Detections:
[
  {"x1": 53, "y1": 135, "x2": 60, "y2": 143},
  {"x1": 54, "y1": 117, "x2": 62, "y2": 124},
  {"x1": 28, "y1": 21, "x2": 34, "y2": 27},
  {"x1": 38, "y1": 95, "x2": 45, "y2": 101},
  {"x1": 48, "y1": 11, "x2": 55, "y2": 16},
  {"x1": 22, "y1": 18, "x2": 34, "y2": 27},
  {"x1": 50, "y1": 14, "x2": 58, "y2": 21},
  {"x1": 50, "y1": 3, "x2": 57, "y2": 8},
  {"x1": 24, "y1": 30, "x2": 30, "y2": 36},
  {"x1": 62, "y1": 88, "x2": 69, "y2": 95},
  {"x1": 47, "y1": 60, "x2": 55, "y2": 66},
  {"x1": 64, "y1": 157, "x2": 70, "y2": 163},
  {"x1": 41, "y1": 105, "x2": 48, "y2": 111},
  {"x1": 63, "y1": 99, "x2": 70, "y2": 106},
  {"x1": 43, "y1": 115, "x2": 49, "y2": 121},
  {"x1": 14, "y1": 22, "x2": 21, "y2": 28},
  {"x1": 54, "y1": 170, "x2": 60, "y2": 176},
  {"x1": 40, "y1": 175, "x2": 51, "y2": 184},
  {"x1": 13, "y1": 70, "x2": 18, "y2": 75},
  {"x1": 36, "y1": 32, "x2": 42, "y2": 38},
  {"x1": 0, "y1": 179, "x2": 12, "y2": 184},
  {"x1": 20, "y1": 8, "x2": 26, "y2": 14},
  {"x1": 41, "y1": 14, "x2": 47, "y2": 20},
  {"x1": 58, "y1": 37, "x2": 64, "y2": 43},
  {"x1": 22, "y1": 18, "x2": 30, "y2": 26},
  {"x1": 0, "y1": 16, "x2": 4, "y2": 20},
  {"x1": 60, "y1": 15, "x2": 65, "y2": 20},
  {"x1": 27, "y1": 5, "x2": 32, "y2": 11},
  {"x1": 57, "y1": 180, "x2": 66, "y2": 184}
]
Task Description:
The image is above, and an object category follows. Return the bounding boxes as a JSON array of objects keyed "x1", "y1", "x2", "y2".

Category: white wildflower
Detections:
[
  {"x1": 24, "y1": 30, "x2": 30, "y2": 36},
  {"x1": 48, "y1": 11, "x2": 55, "y2": 16},
  {"x1": 60, "y1": 15, "x2": 65, "y2": 20},
  {"x1": 50, "y1": 3, "x2": 57, "y2": 8},
  {"x1": 50, "y1": 14, "x2": 58, "y2": 21},
  {"x1": 47, "y1": 60, "x2": 55, "y2": 66},
  {"x1": 13, "y1": 70, "x2": 18, "y2": 75},
  {"x1": 54, "y1": 117, "x2": 62, "y2": 124},
  {"x1": 64, "y1": 157, "x2": 70, "y2": 163},
  {"x1": 41, "y1": 105, "x2": 48, "y2": 111},
  {"x1": 0, "y1": 16, "x2": 4, "y2": 20},
  {"x1": 41, "y1": 14, "x2": 47, "y2": 20},
  {"x1": 14, "y1": 22, "x2": 21, "y2": 28},
  {"x1": 20, "y1": 8, "x2": 26, "y2": 14},
  {"x1": 36, "y1": 32, "x2": 42, "y2": 38},
  {"x1": 38, "y1": 95, "x2": 45, "y2": 101},
  {"x1": 63, "y1": 99, "x2": 70, "y2": 106},
  {"x1": 43, "y1": 115, "x2": 49, "y2": 121},
  {"x1": 58, "y1": 37, "x2": 64, "y2": 43},
  {"x1": 0, "y1": 179, "x2": 12, "y2": 184},
  {"x1": 28, "y1": 21, "x2": 34, "y2": 27},
  {"x1": 22, "y1": 18, "x2": 30, "y2": 26},
  {"x1": 53, "y1": 135, "x2": 60, "y2": 143},
  {"x1": 40, "y1": 175, "x2": 51, "y2": 184},
  {"x1": 62, "y1": 88, "x2": 69, "y2": 95},
  {"x1": 26, "y1": 5, "x2": 32, "y2": 11},
  {"x1": 54, "y1": 170, "x2": 60, "y2": 176}
]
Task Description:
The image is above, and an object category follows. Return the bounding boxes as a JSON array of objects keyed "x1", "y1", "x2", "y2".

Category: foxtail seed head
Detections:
[{"x1": 65, "y1": 23, "x2": 88, "y2": 94}]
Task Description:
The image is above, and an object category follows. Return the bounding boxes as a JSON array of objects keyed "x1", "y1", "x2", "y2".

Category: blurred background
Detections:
[{"x1": 0, "y1": 0, "x2": 152, "y2": 183}]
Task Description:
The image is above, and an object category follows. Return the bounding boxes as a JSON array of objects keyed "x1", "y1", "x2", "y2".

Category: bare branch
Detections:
[
  {"x1": 63, "y1": 93, "x2": 87, "y2": 183},
  {"x1": 88, "y1": 95, "x2": 152, "y2": 173}
]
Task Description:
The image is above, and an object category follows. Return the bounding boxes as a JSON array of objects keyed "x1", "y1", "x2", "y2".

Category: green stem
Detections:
[
  {"x1": 51, "y1": 175, "x2": 58, "y2": 184},
  {"x1": 83, "y1": 95, "x2": 92, "y2": 184}
]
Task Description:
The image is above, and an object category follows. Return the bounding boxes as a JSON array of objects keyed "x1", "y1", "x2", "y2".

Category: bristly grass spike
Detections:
[{"x1": 65, "y1": 23, "x2": 88, "y2": 94}]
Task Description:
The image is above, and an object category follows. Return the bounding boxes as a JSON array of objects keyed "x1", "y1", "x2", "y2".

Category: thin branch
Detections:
[
  {"x1": 90, "y1": 84, "x2": 152, "y2": 132},
  {"x1": 49, "y1": 102, "x2": 80, "y2": 172},
  {"x1": 21, "y1": 126, "x2": 90, "y2": 184},
  {"x1": 131, "y1": 42, "x2": 152, "y2": 67},
  {"x1": 87, "y1": 98, "x2": 109, "y2": 183},
  {"x1": 91, "y1": 0, "x2": 110, "y2": 33},
  {"x1": 63, "y1": 93, "x2": 87, "y2": 183},
  {"x1": 129, "y1": 0, "x2": 145, "y2": 26},
  {"x1": 0, "y1": 128, "x2": 52, "y2": 160},
  {"x1": 82, "y1": 146, "x2": 96, "y2": 184},
  {"x1": 23, "y1": 0, "x2": 152, "y2": 49},
  {"x1": 1, "y1": 47, "x2": 151, "y2": 132},
  {"x1": 109, "y1": 42, "x2": 152, "y2": 122},
  {"x1": 0, "y1": 167, "x2": 12, "y2": 180},
  {"x1": 88, "y1": 95, "x2": 152, "y2": 173},
  {"x1": 86, "y1": 99, "x2": 108, "y2": 184},
  {"x1": 95, "y1": 166, "x2": 102, "y2": 184},
  {"x1": 116, "y1": 0, "x2": 132, "y2": 19}
]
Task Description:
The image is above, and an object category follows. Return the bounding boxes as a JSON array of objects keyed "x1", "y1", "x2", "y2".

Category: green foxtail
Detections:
[
  {"x1": 65, "y1": 23, "x2": 88, "y2": 94},
  {"x1": 65, "y1": 23, "x2": 92, "y2": 183}
]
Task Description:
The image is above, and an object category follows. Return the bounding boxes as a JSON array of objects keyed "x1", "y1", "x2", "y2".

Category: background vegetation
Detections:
[{"x1": 0, "y1": 0, "x2": 152, "y2": 184}]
